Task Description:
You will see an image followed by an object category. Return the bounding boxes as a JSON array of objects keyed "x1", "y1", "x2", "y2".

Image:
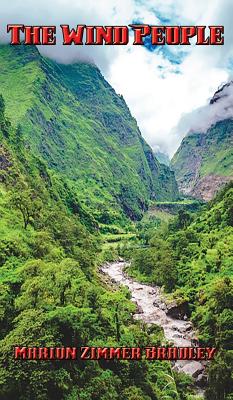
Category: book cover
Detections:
[{"x1": 0, "y1": 1, "x2": 232, "y2": 399}]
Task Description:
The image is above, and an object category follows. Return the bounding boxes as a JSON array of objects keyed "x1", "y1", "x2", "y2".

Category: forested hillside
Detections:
[
  {"x1": 128, "y1": 182, "x2": 233, "y2": 399},
  {"x1": 0, "y1": 82, "x2": 197, "y2": 399},
  {"x1": 0, "y1": 42, "x2": 232, "y2": 400},
  {"x1": 0, "y1": 44, "x2": 178, "y2": 231},
  {"x1": 172, "y1": 83, "x2": 233, "y2": 201}
]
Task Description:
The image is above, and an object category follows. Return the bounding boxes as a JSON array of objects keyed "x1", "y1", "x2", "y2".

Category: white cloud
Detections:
[
  {"x1": 108, "y1": 0, "x2": 233, "y2": 156},
  {"x1": 0, "y1": 0, "x2": 134, "y2": 70},
  {"x1": 0, "y1": 0, "x2": 232, "y2": 156},
  {"x1": 173, "y1": 81, "x2": 233, "y2": 137}
]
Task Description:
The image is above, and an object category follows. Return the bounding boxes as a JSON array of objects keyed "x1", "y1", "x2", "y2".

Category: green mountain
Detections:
[
  {"x1": 129, "y1": 182, "x2": 233, "y2": 399},
  {"x1": 0, "y1": 44, "x2": 178, "y2": 229},
  {"x1": 0, "y1": 62, "x2": 193, "y2": 400},
  {"x1": 154, "y1": 151, "x2": 170, "y2": 166},
  {"x1": 171, "y1": 83, "x2": 233, "y2": 201},
  {"x1": 0, "y1": 91, "x2": 186, "y2": 400}
]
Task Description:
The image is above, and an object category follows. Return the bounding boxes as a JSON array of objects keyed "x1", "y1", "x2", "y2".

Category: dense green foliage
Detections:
[
  {"x1": 0, "y1": 94, "x2": 197, "y2": 400},
  {"x1": 0, "y1": 44, "x2": 178, "y2": 231},
  {"x1": 171, "y1": 118, "x2": 233, "y2": 198},
  {"x1": 128, "y1": 183, "x2": 233, "y2": 399},
  {"x1": 172, "y1": 119, "x2": 233, "y2": 178},
  {"x1": 0, "y1": 43, "x2": 232, "y2": 400}
]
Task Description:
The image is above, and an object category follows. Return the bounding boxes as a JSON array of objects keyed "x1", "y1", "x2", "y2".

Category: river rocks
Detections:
[
  {"x1": 196, "y1": 372, "x2": 208, "y2": 388},
  {"x1": 173, "y1": 333, "x2": 183, "y2": 339},
  {"x1": 134, "y1": 303, "x2": 143, "y2": 314},
  {"x1": 178, "y1": 323, "x2": 193, "y2": 335},
  {"x1": 153, "y1": 298, "x2": 167, "y2": 311},
  {"x1": 166, "y1": 300, "x2": 189, "y2": 320},
  {"x1": 193, "y1": 364, "x2": 205, "y2": 379},
  {"x1": 149, "y1": 289, "x2": 156, "y2": 295},
  {"x1": 102, "y1": 261, "x2": 207, "y2": 395},
  {"x1": 185, "y1": 323, "x2": 193, "y2": 331},
  {"x1": 179, "y1": 361, "x2": 204, "y2": 378}
]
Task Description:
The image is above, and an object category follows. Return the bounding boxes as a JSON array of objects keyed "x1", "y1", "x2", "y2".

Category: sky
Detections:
[{"x1": 0, "y1": 0, "x2": 233, "y2": 157}]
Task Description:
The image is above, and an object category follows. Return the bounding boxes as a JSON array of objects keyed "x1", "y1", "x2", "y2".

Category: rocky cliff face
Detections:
[
  {"x1": 0, "y1": 44, "x2": 178, "y2": 225},
  {"x1": 171, "y1": 84, "x2": 233, "y2": 201}
]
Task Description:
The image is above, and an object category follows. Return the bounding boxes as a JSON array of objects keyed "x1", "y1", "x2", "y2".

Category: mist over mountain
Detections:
[
  {"x1": 154, "y1": 150, "x2": 170, "y2": 166},
  {"x1": 0, "y1": 44, "x2": 178, "y2": 229},
  {"x1": 172, "y1": 82, "x2": 233, "y2": 200},
  {"x1": 173, "y1": 81, "x2": 233, "y2": 139}
]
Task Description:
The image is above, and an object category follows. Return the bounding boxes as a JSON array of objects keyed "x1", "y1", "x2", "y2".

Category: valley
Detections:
[
  {"x1": 101, "y1": 261, "x2": 206, "y2": 388},
  {"x1": 172, "y1": 84, "x2": 233, "y2": 201},
  {"x1": 0, "y1": 43, "x2": 232, "y2": 400}
]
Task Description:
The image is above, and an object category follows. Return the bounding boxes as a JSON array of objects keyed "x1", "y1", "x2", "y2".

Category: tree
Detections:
[
  {"x1": 176, "y1": 210, "x2": 192, "y2": 229},
  {"x1": 0, "y1": 94, "x2": 11, "y2": 137},
  {"x1": 11, "y1": 187, "x2": 42, "y2": 229}
]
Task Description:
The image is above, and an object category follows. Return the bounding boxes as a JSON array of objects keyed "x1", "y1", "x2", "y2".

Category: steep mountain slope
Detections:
[
  {"x1": 128, "y1": 181, "x2": 233, "y2": 400},
  {"x1": 154, "y1": 151, "x2": 170, "y2": 166},
  {"x1": 171, "y1": 83, "x2": 233, "y2": 201},
  {"x1": 0, "y1": 93, "x2": 186, "y2": 400},
  {"x1": 0, "y1": 44, "x2": 178, "y2": 227}
]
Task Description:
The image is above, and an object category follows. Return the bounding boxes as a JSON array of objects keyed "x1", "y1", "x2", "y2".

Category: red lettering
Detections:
[
  {"x1": 113, "y1": 26, "x2": 129, "y2": 45},
  {"x1": 157, "y1": 347, "x2": 167, "y2": 359},
  {"x1": 80, "y1": 346, "x2": 90, "y2": 359},
  {"x1": 131, "y1": 347, "x2": 141, "y2": 360},
  {"x1": 42, "y1": 26, "x2": 56, "y2": 45},
  {"x1": 206, "y1": 347, "x2": 217, "y2": 359},
  {"x1": 130, "y1": 24, "x2": 151, "y2": 45},
  {"x1": 179, "y1": 347, "x2": 189, "y2": 360},
  {"x1": 86, "y1": 26, "x2": 95, "y2": 45},
  {"x1": 61, "y1": 25, "x2": 85, "y2": 45},
  {"x1": 55, "y1": 347, "x2": 66, "y2": 359},
  {"x1": 166, "y1": 26, "x2": 180, "y2": 45},
  {"x1": 95, "y1": 26, "x2": 113, "y2": 45},
  {"x1": 14, "y1": 346, "x2": 27, "y2": 359},
  {"x1": 65, "y1": 347, "x2": 77, "y2": 359},
  {"x1": 196, "y1": 26, "x2": 210, "y2": 45},
  {"x1": 109, "y1": 348, "x2": 121, "y2": 359},
  {"x1": 151, "y1": 26, "x2": 165, "y2": 44},
  {"x1": 7, "y1": 24, "x2": 24, "y2": 45},
  {"x1": 49, "y1": 347, "x2": 55, "y2": 359},
  {"x1": 209, "y1": 26, "x2": 224, "y2": 45},
  {"x1": 197, "y1": 348, "x2": 206, "y2": 360},
  {"x1": 122, "y1": 348, "x2": 131, "y2": 359},
  {"x1": 188, "y1": 347, "x2": 196, "y2": 359},
  {"x1": 24, "y1": 26, "x2": 41, "y2": 45},
  {"x1": 167, "y1": 347, "x2": 178, "y2": 359},
  {"x1": 96, "y1": 347, "x2": 108, "y2": 359},
  {"x1": 39, "y1": 347, "x2": 48, "y2": 360},
  {"x1": 145, "y1": 347, "x2": 156, "y2": 359},
  {"x1": 180, "y1": 26, "x2": 197, "y2": 45}
]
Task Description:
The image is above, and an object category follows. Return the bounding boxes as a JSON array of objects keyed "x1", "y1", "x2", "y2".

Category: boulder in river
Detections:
[
  {"x1": 166, "y1": 300, "x2": 189, "y2": 319},
  {"x1": 153, "y1": 299, "x2": 167, "y2": 311},
  {"x1": 196, "y1": 372, "x2": 208, "y2": 388},
  {"x1": 134, "y1": 303, "x2": 143, "y2": 314},
  {"x1": 180, "y1": 361, "x2": 204, "y2": 378}
]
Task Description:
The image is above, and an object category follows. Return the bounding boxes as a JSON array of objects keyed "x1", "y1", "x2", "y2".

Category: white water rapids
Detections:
[{"x1": 101, "y1": 261, "x2": 207, "y2": 394}]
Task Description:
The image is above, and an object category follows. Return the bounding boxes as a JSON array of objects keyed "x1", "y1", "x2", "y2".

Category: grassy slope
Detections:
[
  {"x1": 200, "y1": 120, "x2": 233, "y2": 177},
  {"x1": 0, "y1": 44, "x2": 178, "y2": 229},
  {"x1": 127, "y1": 182, "x2": 233, "y2": 399},
  {"x1": 172, "y1": 119, "x2": 233, "y2": 185},
  {"x1": 0, "y1": 96, "x2": 195, "y2": 400}
]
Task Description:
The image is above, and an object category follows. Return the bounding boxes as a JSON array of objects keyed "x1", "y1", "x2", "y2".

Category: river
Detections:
[{"x1": 101, "y1": 260, "x2": 207, "y2": 395}]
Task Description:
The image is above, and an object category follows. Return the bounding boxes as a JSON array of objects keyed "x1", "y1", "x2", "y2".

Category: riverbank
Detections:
[{"x1": 101, "y1": 261, "x2": 207, "y2": 396}]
